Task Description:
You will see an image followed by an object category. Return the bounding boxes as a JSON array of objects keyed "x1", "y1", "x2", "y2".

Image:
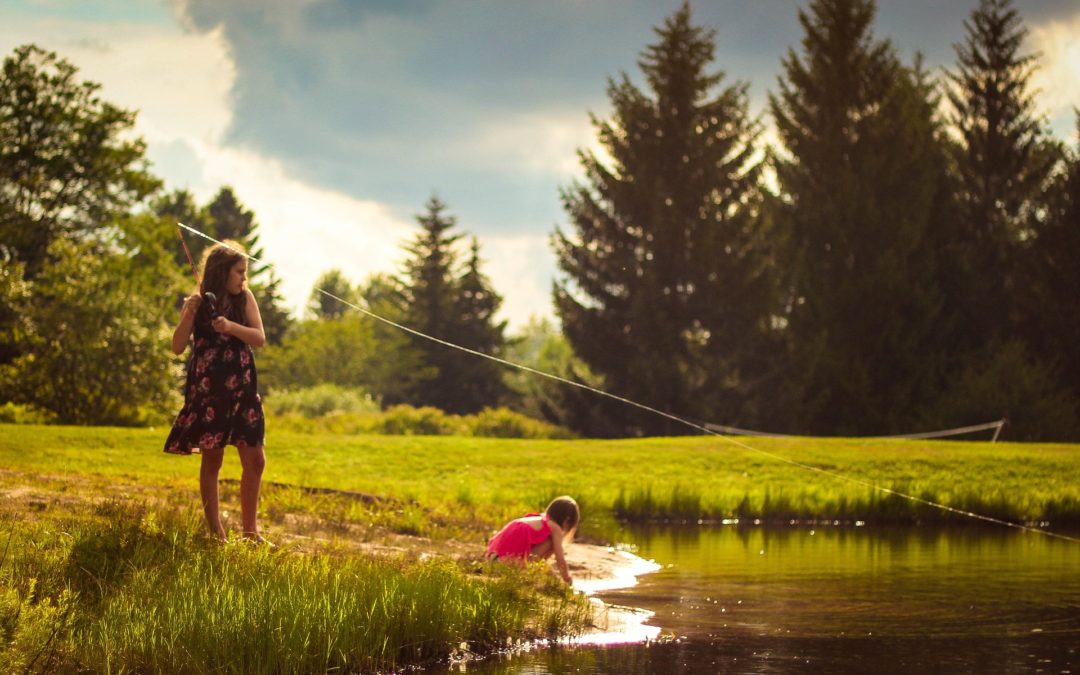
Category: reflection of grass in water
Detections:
[
  {"x1": 1, "y1": 423, "x2": 1079, "y2": 530},
  {"x1": 0, "y1": 500, "x2": 589, "y2": 673}
]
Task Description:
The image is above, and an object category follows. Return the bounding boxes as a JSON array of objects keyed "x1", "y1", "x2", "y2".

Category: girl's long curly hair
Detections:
[{"x1": 199, "y1": 241, "x2": 248, "y2": 325}]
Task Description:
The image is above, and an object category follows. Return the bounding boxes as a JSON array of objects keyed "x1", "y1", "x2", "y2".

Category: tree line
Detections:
[
  {"x1": 553, "y1": 0, "x2": 1080, "y2": 440},
  {"x1": 1, "y1": 0, "x2": 1078, "y2": 440}
]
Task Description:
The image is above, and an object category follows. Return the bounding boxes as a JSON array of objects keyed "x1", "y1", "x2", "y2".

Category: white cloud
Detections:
[
  {"x1": 184, "y1": 139, "x2": 414, "y2": 319},
  {"x1": 479, "y1": 233, "x2": 559, "y2": 330},
  {"x1": 1029, "y1": 14, "x2": 1080, "y2": 138},
  {"x1": 0, "y1": 9, "x2": 423, "y2": 323},
  {"x1": 0, "y1": 15, "x2": 234, "y2": 147}
]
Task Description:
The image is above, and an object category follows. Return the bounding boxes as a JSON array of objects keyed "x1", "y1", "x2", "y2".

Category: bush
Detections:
[
  {"x1": 467, "y1": 407, "x2": 575, "y2": 439},
  {"x1": 0, "y1": 402, "x2": 56, "y2": 424},
  {"x1": 372, "y1": 405, "x2": 466, "y2": 436},
  {"x1": 921, "y1": 340, "x2": 1080, "y2": 442},
  {"x1": 263, "y1": 384, "x2": 380, "y2": 418},
  {"x1": 266, "y1": 402, "x2": 575, "y2": 439}
]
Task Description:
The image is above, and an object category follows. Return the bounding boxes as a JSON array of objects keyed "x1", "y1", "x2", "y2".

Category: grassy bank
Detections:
[
  {"x1": 0, "y1": 499, "x2": 588, "y2": 673},
  {"x1": 2, "y1": 423, "x2": 1078, "y2": 671},
  {"x1": 2, "y1": 423, "x2": 1078, "y2": 528}
]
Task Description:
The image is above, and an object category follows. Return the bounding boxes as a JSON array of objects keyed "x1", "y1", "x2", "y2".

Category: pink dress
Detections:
[{"x1": 485, "y1": 514, "x2": 551, "y2": 559}]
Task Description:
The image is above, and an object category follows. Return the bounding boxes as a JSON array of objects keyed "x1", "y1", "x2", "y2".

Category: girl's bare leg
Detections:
[
  {"x1": 237, "y1": 443, "x2": 267, "y2": 541},
  {"x1": 199, "y1": 447, "x2": 227, "y2": 541},
  {"x1": 530, "y1": 539, "x2": 555, "y2": 559}
]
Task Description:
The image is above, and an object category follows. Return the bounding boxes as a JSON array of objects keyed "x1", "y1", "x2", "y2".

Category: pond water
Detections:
[{"x1": 440, "y1": 525, "x2": 1080, "y2": 674}]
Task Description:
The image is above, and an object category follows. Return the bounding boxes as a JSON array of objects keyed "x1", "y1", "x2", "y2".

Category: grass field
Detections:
[
  {"x1": 2, "y1": 423, "x2": 1078, "y2": 529},
  {"x1": 2, "y1": 423, "x2": 1078, "y2": 672}
]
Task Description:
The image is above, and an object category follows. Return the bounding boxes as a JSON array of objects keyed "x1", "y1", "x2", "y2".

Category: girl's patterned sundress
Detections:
[{"x1": 164, "y1": 299, "x2": 264, "y2": 454}]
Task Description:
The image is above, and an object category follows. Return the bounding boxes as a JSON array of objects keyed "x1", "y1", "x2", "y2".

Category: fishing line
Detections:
[{"x1": 175, "y1": 221, "x2": 1080, "y2": 545}]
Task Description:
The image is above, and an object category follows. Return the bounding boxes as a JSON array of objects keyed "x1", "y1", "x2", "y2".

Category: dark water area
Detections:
[{"x1": 436, "y1": 525, "x2": 1080, "y2": 674}]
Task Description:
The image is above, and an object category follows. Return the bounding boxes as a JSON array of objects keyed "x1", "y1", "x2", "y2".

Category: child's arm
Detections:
[
  {"x1": 171, "y1": 294, "x2": 201, "y2": 355},
  {"x1": 548, "y1": 522, "x2": 573, "y2": 584},
  {"x1": 212, "y1": 288, "x2": 266, "y2": 347}
]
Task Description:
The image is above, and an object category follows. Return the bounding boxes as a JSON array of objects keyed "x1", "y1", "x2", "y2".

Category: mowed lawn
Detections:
[{"x1": 3, "y1": 422, "x2": 1079, "y2": 528}]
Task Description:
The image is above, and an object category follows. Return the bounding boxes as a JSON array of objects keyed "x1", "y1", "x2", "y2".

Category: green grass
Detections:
[
  {"x1": 1, "y1": 422, "x2": 1078, "y2": 671},
  {"x1": 2, "y1": 422, "x2": 1078, "y2": 527},
  {"x1": 0, "y1": 500, "x2": 589, "y2": 673}
]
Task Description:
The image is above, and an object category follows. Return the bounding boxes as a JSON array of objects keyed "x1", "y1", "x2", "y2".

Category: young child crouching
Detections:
[{"x1": 485, "y1": 496, "x2": 579, "y2": 584}]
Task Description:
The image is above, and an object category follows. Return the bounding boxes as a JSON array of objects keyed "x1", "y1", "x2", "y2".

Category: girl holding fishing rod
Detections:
[{"x1": 165, "y1": 237, "x2": 269, "y2": 544}]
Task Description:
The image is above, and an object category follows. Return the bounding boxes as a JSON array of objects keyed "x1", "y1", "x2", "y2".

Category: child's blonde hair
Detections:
[{"x1": 545, "y1": 496, "x2": 579, "y2": 532}]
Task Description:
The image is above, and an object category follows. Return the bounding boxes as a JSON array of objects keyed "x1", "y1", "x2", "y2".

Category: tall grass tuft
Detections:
[{"x1": 0, "y1": 503, "x2": 590, "y2": 673}]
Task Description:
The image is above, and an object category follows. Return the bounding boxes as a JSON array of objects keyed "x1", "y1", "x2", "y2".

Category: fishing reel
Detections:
[{"x1": 202, "y1": 291, "x2": 220, "y2": 320}]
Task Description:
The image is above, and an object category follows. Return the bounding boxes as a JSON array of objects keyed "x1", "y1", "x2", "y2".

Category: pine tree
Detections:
[
  {"x1": 394, "y1": 197, "x2": 465, "y2": 411},
  {"x1": 392, "y1": 198, "x2": 510, "y2": 413},
  {"x1": 1020, "y1": 116, "x2": 1080, "y2": 420},
  {"x1": 204, "y1": 187, "x2": 292, "y2": 344},
  {"x1": 553, "y1": 2, "x2": 774, "y2": 436},
  {"x1": 945, "y1": 0, "x2": 1058, "y2": 346},
  {"x1": 153, "y1": 189, "x2": 212, "y2": 271},
  {"x1": 449, "y1": 238, "x2": 511, "y2": 411},
  {"x1": 769, "y1": 0, "x2": 950, "y2": 434}
]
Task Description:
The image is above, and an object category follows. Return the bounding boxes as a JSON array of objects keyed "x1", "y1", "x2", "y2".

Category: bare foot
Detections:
[{"x1": 242, "y1": 531, "x2": 275, "y2": 547}]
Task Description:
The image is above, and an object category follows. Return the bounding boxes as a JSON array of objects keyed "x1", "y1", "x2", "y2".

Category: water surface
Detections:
[{"x1": 442, "y1": 525, "x2": 1080, "y2": 674}]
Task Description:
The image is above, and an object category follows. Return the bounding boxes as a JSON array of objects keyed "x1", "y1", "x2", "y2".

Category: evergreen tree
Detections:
[
  {"x1": 769, "y1": 0, "x2": 950, "y2": 434},
  {"x1": 553, "y1": 2, "x2": 774, "y2": 436},
  {"x1": 945, "y1": 0, "x2": 1058, "y2": 346},
  {"x1": 393, "y1": 197, "x2": 508, "y2": 414},
  {"x1": 358, "y1": 272, "x2": 437, "y2": 406},
  {"x1": 1019, "y1": 116, "x2": 1080, "y2": 426},
  {"x1": 204, "y1": 187, "x2": 292, "y2": 344},
  {"x1": 153, "y1": 188, "x2": 211, "y2": 270},
  {"x1": 449, "y1": 238, "x2": 511, "y2": 411}
]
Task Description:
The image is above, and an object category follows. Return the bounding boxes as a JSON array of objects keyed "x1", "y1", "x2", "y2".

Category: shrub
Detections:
[
  {"x1": 263, "y1": 384, "x2": 380, "y2": 418},
  {"x1": 0, "y1": 402, "x2": 56, "y2": 424},
  {"x1": 467, "y1": 407, "x2": 575, "y2": 439},
  {"x1": 373, "y1": 406, "x2": 466, "y2": 436}
]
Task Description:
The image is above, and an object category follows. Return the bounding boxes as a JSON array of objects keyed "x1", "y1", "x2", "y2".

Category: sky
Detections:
[{"x1": 3, "y1": 0, "x2": 1079, "y2": 330}]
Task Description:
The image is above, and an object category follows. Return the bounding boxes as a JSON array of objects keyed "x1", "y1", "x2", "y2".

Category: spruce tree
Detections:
[
  {"x1": 553, "y1": 2, "x2": 773, "y2": 436},
  {"x1": 769, "y1": 0, "x2": 949, "y2": 434},
  {"x1": 394, "y1": 197, "x2": 507, "y2": 413},
  {"x1": 153, "y1": 188, "x2": 212, "y2": 269},
  {"x1": 449, "y1": 238, "x2": 511, "y2": 412},
  {"x1": 945, "y1": 0, "x2": 1057, "y2": 346},
  {"x1": 1020, "y1": 116, "x2": 1080, "y2": 422},
  {"x1": 204, "y1": 187, "x2": 292, "y2": 344}
]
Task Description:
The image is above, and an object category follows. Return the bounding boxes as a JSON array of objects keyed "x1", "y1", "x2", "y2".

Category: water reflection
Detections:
[{"x1": 438, "y1": 525, "x2": 1080, "y2": 674}]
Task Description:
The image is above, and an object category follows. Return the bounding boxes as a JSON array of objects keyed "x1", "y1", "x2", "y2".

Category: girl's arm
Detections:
[
  {"x1": 171, "y1": 294, "x2": 202, "y2": 355},
  {"x1": 212, "y1": 288, "x2": 266, "y2": 347},
  {"x1": 548, "y1": 522, "x2": 573, "y2": 584}
]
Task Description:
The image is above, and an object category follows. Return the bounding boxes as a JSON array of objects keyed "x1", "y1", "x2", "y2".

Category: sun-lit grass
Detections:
[
  {"x1": 0, "y1": 500, "x2": 589, "y2": 673},
  {"x1": 2, "y1": 423, "x2": 1078, "y2": 528},
  {"x1": 1, "y1": 422, "x2": 1077, "y2": 670}
]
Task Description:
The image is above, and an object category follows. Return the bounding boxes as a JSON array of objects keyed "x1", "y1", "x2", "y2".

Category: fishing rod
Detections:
[
  {"x1": 174, "y1": 221, "x2": 1080, "y2": 545},
  {"x1": 175, "y1": 225, "x2": 219, "y2": 319}
]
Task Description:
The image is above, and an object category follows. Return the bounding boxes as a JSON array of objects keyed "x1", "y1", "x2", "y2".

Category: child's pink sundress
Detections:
[{"x1": 485, "y1": 514, "x2": 551, "y2": 559}]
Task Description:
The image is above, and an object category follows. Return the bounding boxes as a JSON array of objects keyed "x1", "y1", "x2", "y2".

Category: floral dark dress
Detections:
[{"x1": 164, "y1": 300, "x2": 264, "y2": 454}]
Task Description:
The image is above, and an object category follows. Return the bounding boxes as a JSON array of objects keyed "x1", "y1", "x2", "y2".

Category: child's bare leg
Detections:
[
  {"x1": 530, "y1": 539, "x2": 555, "y2": 559},
  {"x1": 237, "y1": 443, "x2": 266, "y2": 540},
  {"x1": 199, "y1": 447, "x2": 227, "y2": 541}
]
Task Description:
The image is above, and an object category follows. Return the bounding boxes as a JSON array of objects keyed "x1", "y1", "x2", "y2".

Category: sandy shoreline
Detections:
[{"x1": 566, "y1": 542, "x2": 663, "y2": 644}]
